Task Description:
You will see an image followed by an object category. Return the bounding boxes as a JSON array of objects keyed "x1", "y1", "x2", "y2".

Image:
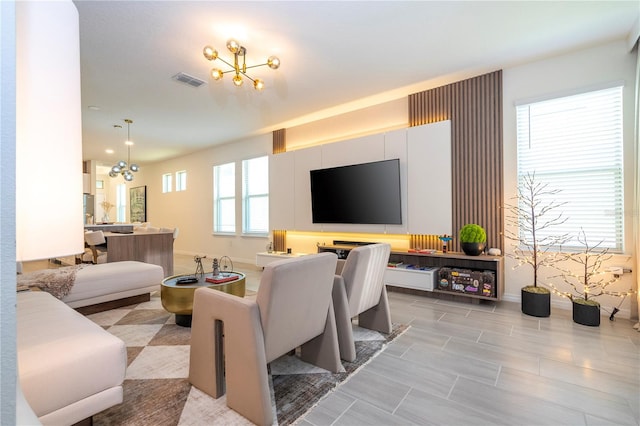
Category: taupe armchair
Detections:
[
  {"x1": 188, "y1": 252, "x2": 343, "y2": 426},
  {"x1": 332, "y1": 243, "x2": 392, "y2": 361}
]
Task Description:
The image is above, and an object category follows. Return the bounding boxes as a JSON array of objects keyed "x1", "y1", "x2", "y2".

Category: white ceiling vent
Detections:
[{"x1": 172, "y1": 72, "x2": 206, "y2": 88}]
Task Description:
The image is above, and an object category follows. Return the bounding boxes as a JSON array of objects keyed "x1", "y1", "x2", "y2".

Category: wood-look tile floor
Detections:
[
  {"x1": 173, "y1": 254, "x2": 639, "y2": 425},
  {"x1": 300, "y1": 291, "x2": 640, "y2": 426}
]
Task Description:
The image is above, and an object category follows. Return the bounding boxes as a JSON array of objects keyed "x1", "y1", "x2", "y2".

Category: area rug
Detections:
[{"x1": 88, "y1": 292, "x2": 407, "y2": 425}]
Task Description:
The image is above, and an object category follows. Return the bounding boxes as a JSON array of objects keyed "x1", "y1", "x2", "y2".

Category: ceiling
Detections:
[{"x1": 74, "y1": 1, "x2": 639, "y2": 168}]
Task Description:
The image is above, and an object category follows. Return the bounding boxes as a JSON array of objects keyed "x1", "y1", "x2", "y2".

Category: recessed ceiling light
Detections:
[
  {"x1": 88, "y1": 105, "x2": 100, "y2": 111},
  {"x1": 105, "y1": 149, "x2": 114, "y2": 154}
]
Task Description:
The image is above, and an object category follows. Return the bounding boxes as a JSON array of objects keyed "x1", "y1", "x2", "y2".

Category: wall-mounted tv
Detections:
[{"x1": 310, "y1": 159, "x2": 402, "y2": 225}]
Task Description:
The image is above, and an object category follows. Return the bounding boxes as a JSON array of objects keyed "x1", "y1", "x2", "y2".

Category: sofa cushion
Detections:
[
  {"x1": 61, "y1": 260, "x2": 163, "y2": 307},
  {"x1": 17, "y1": 291, "x2": 126, "y2": 420}
]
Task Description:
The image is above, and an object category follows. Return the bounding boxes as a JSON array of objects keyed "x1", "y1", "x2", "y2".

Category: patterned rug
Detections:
[{"x1": 88, "y1": 292, "x2": 407, "y2": 425}]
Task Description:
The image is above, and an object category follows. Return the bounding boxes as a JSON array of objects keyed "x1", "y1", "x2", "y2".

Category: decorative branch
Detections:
[
  {"x1": 503, "y1": 172, "x2": 570, "y2": 288},
  {"x1": 548, "y1": 229, "x2": 634, "y2": 302}
]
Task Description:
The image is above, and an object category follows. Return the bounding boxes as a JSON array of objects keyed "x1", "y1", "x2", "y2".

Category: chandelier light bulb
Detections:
[
  {"x1": 254, "y1": 79, "x2": 265, "y2": 91},
  {"x1": 226, "y1": 39, "x2": 241, "y2": 54},
  {"x1": 111, "y1": 165, "x2": 121, "y2": 174},
  {"x1": 130, "y1": 164, "x2": 139, "y2": 172},
  {"x1": 267, "y1": 56, "x2": 280, "y2": 69},
  {"x1": 211, "y1": 69, "x2": 223, "y2": 80},
  {"x1": 203, "y1": 45, "x2": 218, "y2": 61},
  {"x1": 233, "y1": 74, "x2": 243, "y2": 86}
]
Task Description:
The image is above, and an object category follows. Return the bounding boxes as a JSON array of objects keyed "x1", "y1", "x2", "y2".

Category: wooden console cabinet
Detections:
[{"x1": 318, "y1": 245, "x2": 504, "y2": 302}]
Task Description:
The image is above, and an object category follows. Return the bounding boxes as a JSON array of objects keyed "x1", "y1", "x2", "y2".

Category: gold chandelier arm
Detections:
[
  {"x1": 233, "y1": 53, "x2": 240, "y2": 74},
  {"x1": 215, "y1": 56, "x2": 236, "y2": 71},
  {"x1": 243, "y1": 63, "x2": 272, "y2": 71}
]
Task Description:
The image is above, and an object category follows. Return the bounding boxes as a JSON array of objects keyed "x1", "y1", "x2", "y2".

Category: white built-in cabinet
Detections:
[
  {"x1": 293, "y1": 146, "x2": 323, "y2": 231},
  {"x1": 269, "y1": 120, "x2": 452, "y2": 235},
  {"x1": 268, "y1": 151, "x2": 295, "y2": 230},
  {"x1": 407, "y1": 120, "x2": 452, "y2": 235}
]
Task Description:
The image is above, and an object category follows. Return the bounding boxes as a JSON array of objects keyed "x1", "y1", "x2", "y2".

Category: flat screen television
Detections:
[{"x1": 310, "y1": 159, "x2": 402, "y2": 225}]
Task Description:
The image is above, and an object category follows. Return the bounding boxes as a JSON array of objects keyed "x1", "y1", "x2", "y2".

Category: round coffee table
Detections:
[{"x1": 161, "y1": 272, "x2": 246, "y2": 327}]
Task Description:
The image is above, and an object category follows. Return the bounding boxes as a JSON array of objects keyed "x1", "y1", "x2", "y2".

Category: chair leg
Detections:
[
  {"x1": 358, "y1": 285, "x2": 392, "y2": 334},
  {"x1": 301, "y1": 301, "x2": 345, "y2": 373},
  {"x1": 332, "y1": 278, "x2": 357, "y2": 362},
  {"x1": 90, "y1": 246, "x2": 98, "y2": 264},
  {"x1": 189, "y1": 288, "x2": 274, "y2": 426}
]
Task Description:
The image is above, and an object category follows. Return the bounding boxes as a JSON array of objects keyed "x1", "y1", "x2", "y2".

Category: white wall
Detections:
[
  {"x1": 142, "y1": 134, "x2": 272, "y2": 264},
  {"x1": 503, "y1": 39, "x2": 638, "y2": 318}
]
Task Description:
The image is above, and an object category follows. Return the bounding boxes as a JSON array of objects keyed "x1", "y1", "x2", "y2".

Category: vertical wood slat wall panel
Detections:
[
  {"x1": 409, "y1": 71, "x2": 503, "y2": 252},
  {"x1": 273, "y1": 128, "x2": 286, "y2": 154},
  {"x1": 272, "y1": 129, "x2": 287, "y2": 251},
  {"x1": 272, "y1": 230, "x2": 286, "y2": 253}
]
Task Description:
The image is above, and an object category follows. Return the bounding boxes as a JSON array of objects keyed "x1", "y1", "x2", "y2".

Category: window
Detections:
[
  {"x1": 116, "y1": 183, "x2": 127, "y2": 222},
  {"x1": 162, "y1": 173, "x2": 172, "y2": 193},
  {"x1": 213, "y1": 162, "x2": 235, "y2": 233},
  {"x1": 176, "y1": 170, "x2": 187, "y2": 191},
  {"x1": 242, "y1": 156, "x2": 269, "y2": 235},
  {"x1": 516, "y1": 85, "x2": 623, "y2": 251}
]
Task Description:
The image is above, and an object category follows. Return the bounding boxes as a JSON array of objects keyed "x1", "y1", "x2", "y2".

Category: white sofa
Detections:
[
  {"x1": 16, "y1": 260, "x2": 164, "y2": 424},
  {"x1": 17, "y1": 291, "x2": 127, "y2": 425},
  {"x1": 62, "y1": 260, "x2": 164, "y2": 309}
]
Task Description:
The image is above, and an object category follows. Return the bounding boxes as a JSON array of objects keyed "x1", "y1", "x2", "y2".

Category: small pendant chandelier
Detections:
[{"x1": 109, "y1": 119, "x2": 139, "y2": 182}]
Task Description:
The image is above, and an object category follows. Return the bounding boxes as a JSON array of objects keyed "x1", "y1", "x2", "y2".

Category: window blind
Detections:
[{"x1": 516, "y1": 86, "x2": 624, "y2": 251}]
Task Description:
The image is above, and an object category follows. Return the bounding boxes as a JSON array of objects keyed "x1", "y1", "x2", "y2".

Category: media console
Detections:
[{"x1": 317, "y1": 244, "x2": 504, "y2": 302}]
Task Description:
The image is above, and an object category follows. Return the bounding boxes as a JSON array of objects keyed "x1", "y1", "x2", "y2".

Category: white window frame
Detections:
[
  {"x1": 242, "y1": 156, "x2": 269, "y2": 236},
  {"x1": 213, "y1": 162, "x2": 235, "y2": 233},
  {"x1": 516, "y1": 85, "x2": 624, "y2": 252},
  {"x1": 176, "y1": 170, "x2": 187, "y2": 192},
  {"x1": 116, "y1": 183, "x2": 127, "y2": 222},
  {"x1": 162, "y1": 173, "x2": 172, "y2": 193}
]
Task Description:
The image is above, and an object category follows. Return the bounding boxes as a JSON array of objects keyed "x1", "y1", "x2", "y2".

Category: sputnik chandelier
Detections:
[
  {"x1": 203, "y1": 39, "x2": 280, "y2": 90},
  {"x1": 109, "y1": 119, "x2": 139, "y2": 182}
]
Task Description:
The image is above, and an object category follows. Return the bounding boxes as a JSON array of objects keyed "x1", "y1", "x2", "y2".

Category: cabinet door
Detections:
[
  {"x1": 269, "y1": 152, "x2": 295, "y2": 230},
  {"x1": 384, "y1": 128, "x2": 408, "y2": 234},
  {"x1": 321, "y1": 133, "x2": 385, "y2": 168},
  {"x1": 294, "y1": 146, "x2": 323, "y2": 231},
  {"x1": 407, "y1": 121, "x2": 452, "y2": 235}
]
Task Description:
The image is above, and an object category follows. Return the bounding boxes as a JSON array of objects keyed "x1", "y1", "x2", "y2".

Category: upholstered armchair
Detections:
[
  {"x1": 332, "y1": 243, "x2": 392, "y2": 361},
  {"x1": 83, "y1": 230, "x2": 107, "y2": 264},
  {"x1": 188, "y1": 252, "x2": 343, "y2": 426}
]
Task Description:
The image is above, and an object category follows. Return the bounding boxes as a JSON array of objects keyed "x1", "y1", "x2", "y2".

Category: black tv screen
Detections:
[{"x1": 310, "y1": 159, "x2": 402, "y2": 225}]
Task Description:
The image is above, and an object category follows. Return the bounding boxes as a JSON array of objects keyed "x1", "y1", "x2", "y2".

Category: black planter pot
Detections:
[
  {"x1": 521, "y1": 288, "x2": 551, "y2": 317},
  {"x1": 461, "y1": 242, "x2": 486, "y2": 256},
  {"x1": 572, "y1": 300, "x2": 600, "y2": 326}
]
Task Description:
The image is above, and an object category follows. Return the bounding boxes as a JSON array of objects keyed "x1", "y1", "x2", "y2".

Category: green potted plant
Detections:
[
  {"x1": 504, "y1": 172, "x2": 569, "y2": 317},
  {"x1": 548, "y1": 230, "x2": 635, "y2": 326},
  {"x1": 459, "y1": 224, "x2": 486, "y2": 256}
]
